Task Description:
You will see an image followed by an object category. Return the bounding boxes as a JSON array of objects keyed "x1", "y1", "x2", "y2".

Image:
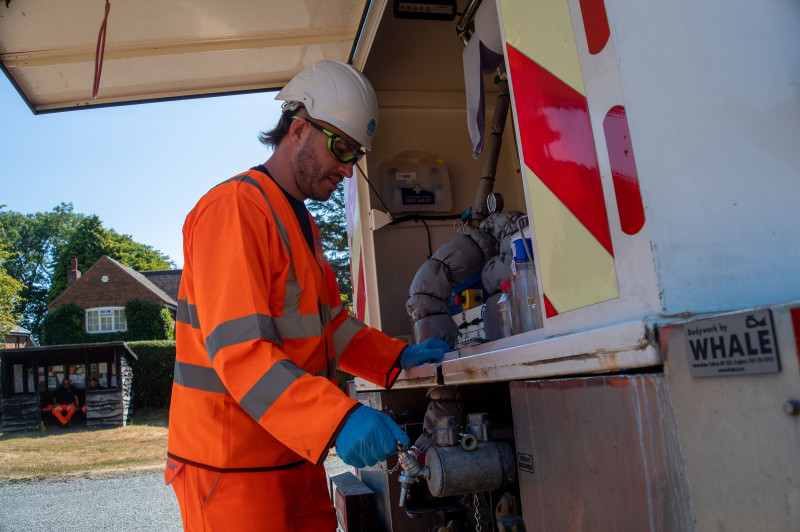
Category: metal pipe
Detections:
[
  {"x1": 469, "y1": 74, "x2": 510, "y2": 227},
  {"x1": 456, "y1": 0, "x2": 484, "y2": 46}
]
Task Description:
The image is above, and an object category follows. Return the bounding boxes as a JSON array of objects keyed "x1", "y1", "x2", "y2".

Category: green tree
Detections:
[
  {"x1": 108, "y1": 231, "x2": 176, "y2": 272},
  {"x1": 47, "y1": 216, "x2": 110, "y2": 302},
  {"x1": 0, "y1": 224, "x2": 26, "y2": 340},
  {"x1": 307, "y1": 186, "x2": 352, "y2": 302},
  {"x1": 0, "y1": 203, "x2": 84, "y2": 339},
  {"x1": 48, "y1": 216, "x2": 174, "y2": 303}
]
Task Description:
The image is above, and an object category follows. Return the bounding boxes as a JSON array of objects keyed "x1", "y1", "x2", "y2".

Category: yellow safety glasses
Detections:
[{"x1": 293, "y1": 116, "x2": 365, "y2": 164}]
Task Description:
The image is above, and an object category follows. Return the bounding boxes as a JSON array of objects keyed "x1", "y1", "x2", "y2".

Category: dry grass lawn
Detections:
[{"x1": 0, "y1": 409, "x2": 169, "y2": 483}]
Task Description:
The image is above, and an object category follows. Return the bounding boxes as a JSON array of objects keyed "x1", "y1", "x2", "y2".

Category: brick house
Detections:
[
  {"x1": 48, "y1": 256, "x2": 181, "y2": 336},
  {"x1": 3, "y1": 326, "x2": 37, "y2": 349}
]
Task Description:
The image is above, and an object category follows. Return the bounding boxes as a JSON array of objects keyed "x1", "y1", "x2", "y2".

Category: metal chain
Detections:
[
  {"x1": 378, "y1": 461, "x2": 400, "y2": 475},
  {"x1": 381, "y1": 440, "x2": 431, "y2": 476},
  {"x1": 473, "y1": 493, "x2": 482, "y2": 532}
]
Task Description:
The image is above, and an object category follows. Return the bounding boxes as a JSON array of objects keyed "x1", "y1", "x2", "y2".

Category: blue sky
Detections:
[{"x1": 0, "y1": 74, "x2": 283, "y2": 269}]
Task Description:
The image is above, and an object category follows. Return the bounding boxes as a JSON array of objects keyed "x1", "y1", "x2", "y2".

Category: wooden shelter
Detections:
[{"x1": 0, "y1": 342, "x2": 136, "y2": 432}]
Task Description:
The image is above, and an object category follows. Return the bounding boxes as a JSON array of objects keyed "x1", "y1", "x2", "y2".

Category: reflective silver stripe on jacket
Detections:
[
  {"x1": 240, "y1": 359, "x2": 307, "y2": 422},
  {"x1": 200, "y1": 173, "x2": 331, "y2": 356},
  {"x1": 173, "y1": 361, "x2": 228, "y2": 394},
  {"x1": 176, "y1": 298, "x2": 200, "y2": 329},
  {"x1": 333, "y1": 316, "x2": 366, "y2": 359},
  {"x1": 234, "y1": 175, "x2": 304, "y2": 320},
  {"x1": 319, "y1": 301, "x2": 343, "y2": 325},
  {"x1": 328, "y1": 302, "x2": 344, "y2": 319},
  {"x1": 205, "y1": 314, "x2": 283, "y2": 362},
  {"x1": 319, "y1": 303, "x2": 331, "y2": 326},
  {"x1": 274, "y1": 314, "x2": 324, "y2": 339},
  {"x1": 234, "y1": 174, "x2": 322, "y2": 340}
]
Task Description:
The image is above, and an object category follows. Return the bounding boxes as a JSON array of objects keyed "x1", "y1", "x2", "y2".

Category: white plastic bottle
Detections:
[
  {"x1": 510, "y1": 238, "x2": 539, "y2": 333},
  {"x1": 497, "y1": 281, "x2": 515, "y2": 338}
]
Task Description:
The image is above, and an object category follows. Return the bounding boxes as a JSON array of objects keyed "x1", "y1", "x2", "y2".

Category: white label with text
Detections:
[{"x1": 685, "y1": 309, "x2": 779, "y2": 377}]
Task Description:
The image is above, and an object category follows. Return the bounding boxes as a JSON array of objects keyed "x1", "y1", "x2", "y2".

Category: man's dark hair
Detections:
[{"x1": 259, "y1": 105, "x2": 305, "y2": 148}]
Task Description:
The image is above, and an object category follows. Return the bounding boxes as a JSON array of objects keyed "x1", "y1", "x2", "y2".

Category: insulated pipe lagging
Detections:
[
  {"x1": 406, "y1": 228, "x2": 498, "y2": 347},
  {"x1": 406, "y1": 214, "x2": 525, "y2": 346}
]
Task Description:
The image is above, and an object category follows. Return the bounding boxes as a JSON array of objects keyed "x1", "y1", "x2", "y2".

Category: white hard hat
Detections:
[{"x1": 276, "y1": 60, "x2": 379, "y2": 150}]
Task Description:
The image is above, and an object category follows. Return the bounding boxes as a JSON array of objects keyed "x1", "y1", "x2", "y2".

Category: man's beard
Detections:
[{"x1": 292, "y1": 137, "x2": 334, "y2": 201}]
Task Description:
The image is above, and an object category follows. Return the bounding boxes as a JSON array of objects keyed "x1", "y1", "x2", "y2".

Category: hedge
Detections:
[{"x1": 128, "y1": 340, "x2": 175, "y2": 409}]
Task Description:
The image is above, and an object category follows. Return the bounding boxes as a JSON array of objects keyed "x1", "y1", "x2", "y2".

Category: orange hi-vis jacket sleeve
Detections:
[{"x1": 167, "y1": 169, "x2": 407, "y2": 471}]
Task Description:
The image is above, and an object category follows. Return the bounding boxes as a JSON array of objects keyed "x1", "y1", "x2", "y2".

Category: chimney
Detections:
[{"x1": 67, "y1": 258, "x2": 81, "y2": 288}]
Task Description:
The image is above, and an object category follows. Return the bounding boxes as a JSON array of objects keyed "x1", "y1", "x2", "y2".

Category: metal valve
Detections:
[
  {"x1": 396, "y1": 442, "x2": 429, "y2": 507},
  {"x1": 394, "y1": 414, "x2": 514, "y2": 508}
]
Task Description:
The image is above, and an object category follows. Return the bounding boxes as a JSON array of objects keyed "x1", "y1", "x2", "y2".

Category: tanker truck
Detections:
[{"x1": 2, "y1": 1, "x2": 798, "y2": 530}]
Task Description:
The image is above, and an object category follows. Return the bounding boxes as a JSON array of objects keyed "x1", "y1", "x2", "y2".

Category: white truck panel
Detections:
[{"x1": 607, "y1": 0, "x2": 800, "y2": 314}]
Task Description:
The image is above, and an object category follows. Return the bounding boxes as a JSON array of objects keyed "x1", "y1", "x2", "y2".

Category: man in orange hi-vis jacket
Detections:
[{"x1": 165, "y1": 60, "x2": 449, "y2": 531}]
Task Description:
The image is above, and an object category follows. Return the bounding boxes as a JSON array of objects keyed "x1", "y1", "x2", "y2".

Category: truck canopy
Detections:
[{"x1": 0, "y1": 0, "x2": 380, "y2": 113}]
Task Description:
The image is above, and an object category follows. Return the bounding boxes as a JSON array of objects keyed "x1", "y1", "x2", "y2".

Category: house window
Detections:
[{"x1": 86, "y1": 307, "x2": 127, "y2": 333}]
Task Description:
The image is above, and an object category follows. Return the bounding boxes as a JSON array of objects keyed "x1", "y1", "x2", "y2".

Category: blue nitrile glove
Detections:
[
  {"x1": 400, "y1": 337, "x2": 449, "y2": 369},
  {"x1": 335, "y1": 406, "x2": 410, "y2": 468}
]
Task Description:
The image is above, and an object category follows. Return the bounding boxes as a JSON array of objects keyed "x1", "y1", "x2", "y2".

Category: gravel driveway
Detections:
[
  {"x1": 0, "y1": 468, "x2": 181, "y2": 532},
  {"x1": 0, "y1": 457, "x2": 353, "y2": 531}
]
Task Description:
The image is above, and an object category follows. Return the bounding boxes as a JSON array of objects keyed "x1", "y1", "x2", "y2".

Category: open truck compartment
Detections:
[
  {"x1": 340, "y1": 0, "x2": 800, "y2": 530},
  {"x1": 352, "y1": 0, "x2": 800, "y2": 377}
]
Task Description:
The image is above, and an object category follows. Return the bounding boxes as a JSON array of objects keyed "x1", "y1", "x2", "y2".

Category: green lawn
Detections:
[{"x1": 0, "y1": 409, "x2": 169, "y2": 483}]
